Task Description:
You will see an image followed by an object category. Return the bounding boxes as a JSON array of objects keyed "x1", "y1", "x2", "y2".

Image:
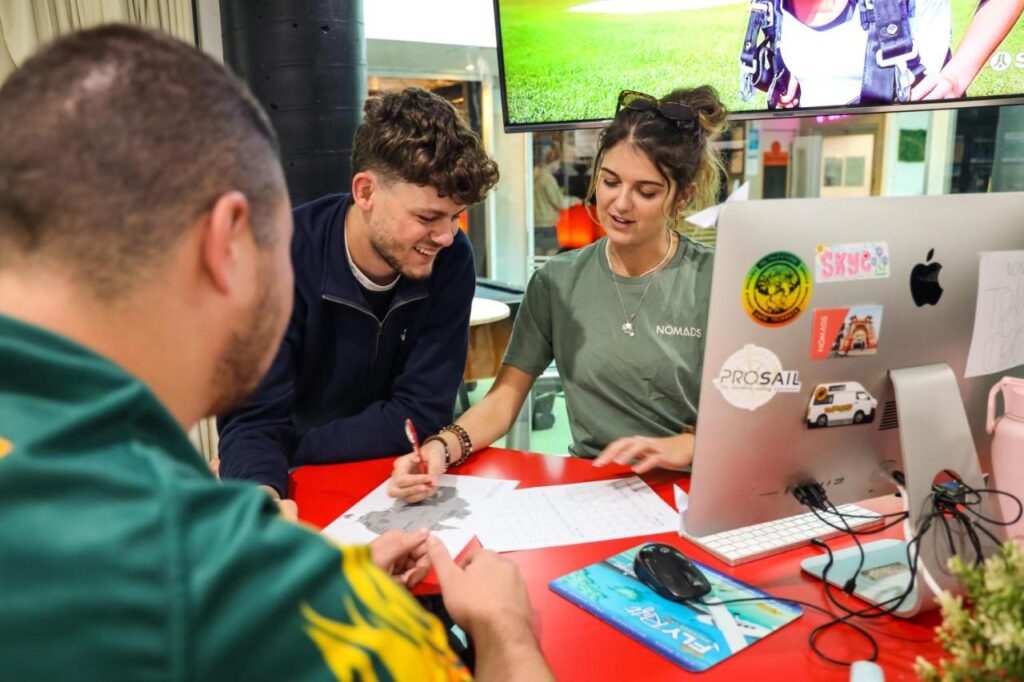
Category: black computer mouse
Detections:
[{"x1": 633, "y1": 543, "x2": 712, "y2": 602}]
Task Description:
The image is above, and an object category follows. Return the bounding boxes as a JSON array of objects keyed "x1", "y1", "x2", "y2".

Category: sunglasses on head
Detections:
[{"x1": 616, "y1": 90, "x2": 698, "y2": 134}]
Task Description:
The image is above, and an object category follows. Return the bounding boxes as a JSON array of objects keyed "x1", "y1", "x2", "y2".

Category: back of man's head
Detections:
[
  {"x1": 351, "y1": 87, "x2": 499, "y2": 206},
  {"x1": 0, "y1": 25, "x2": 283, "y2": 300}
]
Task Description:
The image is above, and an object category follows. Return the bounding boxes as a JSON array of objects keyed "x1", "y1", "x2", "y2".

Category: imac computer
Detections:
[{"x1": 683, "y1": 191, "x2": 1024, "y2": 615}]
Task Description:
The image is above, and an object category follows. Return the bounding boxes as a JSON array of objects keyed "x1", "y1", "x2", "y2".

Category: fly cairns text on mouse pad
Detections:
[{"x1": 550, "y1": 544, "x2": 803, "y2": 672}]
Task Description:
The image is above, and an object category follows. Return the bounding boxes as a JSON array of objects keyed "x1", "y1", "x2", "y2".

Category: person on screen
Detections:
[
  {"x1": 389, "y1": 87, "x2": 727, "y2": 502},
  {"x1": 216, "y1": 87, "x2": 499, "y2": 519},
  {"x1": 765, "y1": 0, "x2": 1023, "y2": 108},
  {"x1": 0, "y1": 25, "x2": 551, "y2": 681}
]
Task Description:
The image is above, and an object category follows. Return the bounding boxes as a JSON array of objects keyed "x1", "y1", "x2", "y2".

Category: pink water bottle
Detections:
[{"x1": 987, "y1": 377, "x2": 1024, "y2": 543}]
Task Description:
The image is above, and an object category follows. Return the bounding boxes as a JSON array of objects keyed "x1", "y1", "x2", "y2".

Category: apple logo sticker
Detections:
[{"x1": 910, "y1": 248, "x2": 943, "y2": 307}]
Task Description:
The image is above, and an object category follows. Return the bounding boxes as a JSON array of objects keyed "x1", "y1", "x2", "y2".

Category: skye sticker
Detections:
[
  {"x1": 815, "y1": 242, "x2": 890, "y2": 283},
  {"x1": 809, "y1": 305, "x2": 883, "y2": 360},
  {"x1": 742, "y1": 252, "x2": 813, "y2": 327},
  {"x1": 713, "y1": 344, "x2": 801, "y2": 411},
  {"x1": 806, "y1": 382, "x2": 878, "y2": 428}
]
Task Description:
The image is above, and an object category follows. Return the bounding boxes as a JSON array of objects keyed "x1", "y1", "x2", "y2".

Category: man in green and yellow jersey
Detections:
[{"x1": 0, "y1": 25, "x2": 551, "y2": 682}]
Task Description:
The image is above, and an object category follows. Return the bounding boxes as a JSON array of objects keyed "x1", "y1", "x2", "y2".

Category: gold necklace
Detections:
[{"x1": 606, "y1": 230, "x2": 675, "y2": 337}]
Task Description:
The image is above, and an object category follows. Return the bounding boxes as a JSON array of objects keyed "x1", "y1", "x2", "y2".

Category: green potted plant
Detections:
[{"x1": 916, "y1": 541, "x2": 1024, "y2": 681}]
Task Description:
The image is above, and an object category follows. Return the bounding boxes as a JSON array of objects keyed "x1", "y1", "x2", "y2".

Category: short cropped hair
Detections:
[
  {"x1": 0, "y1": 25, "x2": 282, "y2": 299},
  {"x1": 351, "y1": 87, "x2": 499, "y2": 206}
]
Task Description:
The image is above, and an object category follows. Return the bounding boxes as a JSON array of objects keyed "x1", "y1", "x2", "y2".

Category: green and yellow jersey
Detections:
[{"x1": 0, "y1": 314, "x2": 470, "y2": 681}]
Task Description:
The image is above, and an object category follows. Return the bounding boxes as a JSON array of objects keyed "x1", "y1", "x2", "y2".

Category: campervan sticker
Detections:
[
  {"x1": 809, "y1": 305, "x2": 884, "y2": 360},
  {"x1": 742, "y1": 252, "x2": 812, "y2": 327},
  {"x1": 815, "y1": 242, "x2": 890, "y2": 283},
  {"x1": 806, "y1": 382, "x2": 878, "y2": 428},
  {"x1": 713, "y1": 344, "x2": 802, "y2": 411}
]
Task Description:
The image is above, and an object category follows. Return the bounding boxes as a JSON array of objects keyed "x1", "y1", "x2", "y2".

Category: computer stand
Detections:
[{"x1": 802, "y1": 363, "x2": 1004, "y2": 618}]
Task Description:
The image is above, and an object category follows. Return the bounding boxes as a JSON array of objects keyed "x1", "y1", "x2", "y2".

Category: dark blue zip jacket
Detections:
[{"x1": 217, "y1": 193, "x2": 474, "y2": 495}]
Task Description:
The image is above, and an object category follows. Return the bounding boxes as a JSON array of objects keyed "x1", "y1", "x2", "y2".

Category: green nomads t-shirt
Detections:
[{"x1": 504, "y1": 234, "x2": 713, "y2": 457}]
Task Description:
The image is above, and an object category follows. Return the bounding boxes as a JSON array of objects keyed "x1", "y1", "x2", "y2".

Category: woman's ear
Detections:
[{"x1": 676, "y1": 183, "x2": 697, "y2": 213}]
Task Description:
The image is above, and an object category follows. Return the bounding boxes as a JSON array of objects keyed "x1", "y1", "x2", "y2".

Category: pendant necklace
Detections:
[{"x1": 606, "y1": 230, "x2": 675, "y2": 337}]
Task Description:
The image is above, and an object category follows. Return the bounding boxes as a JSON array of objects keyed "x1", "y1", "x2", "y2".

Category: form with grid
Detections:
[{"x1": 680, "y1": 503, "x2": 884, "y2": 566}]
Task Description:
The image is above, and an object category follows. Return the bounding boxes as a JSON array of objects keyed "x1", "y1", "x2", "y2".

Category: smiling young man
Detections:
[{"x1": 218, "y1": 87, "x2": 499, "y2": 512}]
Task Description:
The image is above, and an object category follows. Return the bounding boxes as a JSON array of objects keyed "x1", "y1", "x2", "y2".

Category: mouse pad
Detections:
[{"x1": 550, "y1": 544, "x2": 802, "y2": 672}]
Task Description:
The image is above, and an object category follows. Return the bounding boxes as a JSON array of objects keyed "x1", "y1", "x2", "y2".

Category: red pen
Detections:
[{"x1": 404, "y1": 418, "x2": 428, "y2": 475}]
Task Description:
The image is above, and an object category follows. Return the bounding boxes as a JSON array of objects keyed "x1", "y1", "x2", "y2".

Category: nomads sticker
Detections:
[
  {"x1": 742, "y1": 252, "x2": 812, "y2": 327},
  {"x1": 713, "y1": 344, "x2": 801, "y2": 411},
  {"x1": 809, "y1": 305, "x2": 884, "y2": 360}
]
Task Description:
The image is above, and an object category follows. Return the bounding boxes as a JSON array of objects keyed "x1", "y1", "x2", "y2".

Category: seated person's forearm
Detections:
[
  {"x1": 453, "y1": 394, "x2": 520, "y2": 455},
  {"x1": 449, "y1": 365, "x2": 535, "y2": 458},
  {"x1": 470, "y1": 619, "x2": 554, "y2": 682}
]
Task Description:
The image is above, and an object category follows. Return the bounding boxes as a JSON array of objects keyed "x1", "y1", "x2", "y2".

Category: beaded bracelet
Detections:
[
  {"x1": 439, "y1": 423, "x2": 473, "y2": 467},
  {"x1": 421, "y1": 435, "x2": 451, "y2": 471}
]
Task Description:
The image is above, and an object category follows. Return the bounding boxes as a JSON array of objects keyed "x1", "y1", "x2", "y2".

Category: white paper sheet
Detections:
[
  {"x1": 475, "y1": 476, "x2": 679, "y2": 552},
  {"x1": 320, "y1": 474, "x2": 519, "y2": 557},
  {"x1": 684, "y1": 181, "x2": 749, "y2": 229},
  {"x1": 965, "y1": 250, "x2": 1024, "y2": 378}
]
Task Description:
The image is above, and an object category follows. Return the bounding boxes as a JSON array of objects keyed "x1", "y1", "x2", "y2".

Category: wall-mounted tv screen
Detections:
[{"x1": 493, "y1": 0, "x2": 1024, "y2": 130}]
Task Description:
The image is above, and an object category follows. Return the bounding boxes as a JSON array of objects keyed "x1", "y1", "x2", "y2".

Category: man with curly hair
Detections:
[{"x1": 218, "y1": 88, "x2": 499, "y2": 516}]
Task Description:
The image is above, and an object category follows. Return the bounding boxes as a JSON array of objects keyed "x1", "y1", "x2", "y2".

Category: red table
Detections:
[{"x1": 291, "y1": 448, "x2": 946, "y2": 681}]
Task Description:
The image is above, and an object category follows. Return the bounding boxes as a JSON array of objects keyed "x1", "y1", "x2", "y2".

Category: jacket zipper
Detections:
[{"x1": 322, "y1": 293, "x2": 428, "y2": 363}]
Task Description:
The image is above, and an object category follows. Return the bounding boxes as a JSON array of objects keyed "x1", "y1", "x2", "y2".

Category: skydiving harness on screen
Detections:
[{"x1": 739, "y1": 0, "x2": 926, "y2": 107}]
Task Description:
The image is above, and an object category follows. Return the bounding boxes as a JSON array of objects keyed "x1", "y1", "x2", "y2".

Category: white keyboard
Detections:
[{"x1": 681, "y1": 503, "x2": 884, "y2": 566}]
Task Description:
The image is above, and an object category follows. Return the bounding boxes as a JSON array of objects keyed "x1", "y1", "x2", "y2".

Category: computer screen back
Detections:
[{"x1": 686, "y1": 192, "x2": 1024, "y2": 537}]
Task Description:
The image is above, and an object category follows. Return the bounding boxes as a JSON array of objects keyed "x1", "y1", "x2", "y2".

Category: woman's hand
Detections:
[
  {"x1": 593, "y1": 433, "x2": 695, "y2": 474},
  {"x1": 911, "y1": 71, "x2": 964, "y2": 101},
  {"x1": 776, "y1": 75, "x2": 801, "y2": 109},
  {"x1": 388, "y1": 438, "x2": 447, "y2": 502}
]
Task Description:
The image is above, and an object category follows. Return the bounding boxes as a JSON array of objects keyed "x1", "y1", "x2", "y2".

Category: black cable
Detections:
[
  {"x1": 805, "y1": 504, "x2": 910, "y2": 538},
  {"x1": 929, "y1": 470, "x2": 1018, "y2": 564},
  {"x1": 703, "y1": 594, "x2": 880, "y2": 666},
  {"x1": 743, "y1": 477, "x2": 1024, "y2": 667},
  {"x1": 777, "y1": 482, "x2": 934, "y2": 663},
  {"x1": 961, "y1": 488, "x2": 1023, "y2": 526},
  {"x1": 812, "y1": 512, "x2": 929, "y2": 622},
  {"x1": 810, "y1": 474, "x2": 1018, "y2": 624}
]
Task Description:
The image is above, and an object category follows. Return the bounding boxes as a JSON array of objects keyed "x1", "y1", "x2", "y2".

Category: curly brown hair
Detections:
[{"x1": 351, "y1": 88, "x2": 499, "y2": 206}]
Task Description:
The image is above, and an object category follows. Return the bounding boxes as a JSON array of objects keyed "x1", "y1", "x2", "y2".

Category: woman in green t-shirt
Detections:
[{"x1": 390, "y1": 87, "x2": 729, "y2": 503}]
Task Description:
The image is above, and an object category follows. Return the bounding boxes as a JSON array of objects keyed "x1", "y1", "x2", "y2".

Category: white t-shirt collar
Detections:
[{"x1": 344, "y1": 222, "x2": 400, "y2": 292}]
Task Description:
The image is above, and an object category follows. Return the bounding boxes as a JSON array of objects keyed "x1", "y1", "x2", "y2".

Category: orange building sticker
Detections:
[{"x1": 809, "y1": 305, "x2": 883, "y2": 360}]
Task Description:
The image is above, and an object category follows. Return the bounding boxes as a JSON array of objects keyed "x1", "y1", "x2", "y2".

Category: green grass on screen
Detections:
[{"x1": 499, "y1": 0, "x2": 1023, "y2": 125}]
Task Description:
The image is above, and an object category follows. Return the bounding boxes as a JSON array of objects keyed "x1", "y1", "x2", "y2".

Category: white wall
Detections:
[
  {"x1": 194, "y1": 0, "x2": 222, "y2": 60},
  {"x1": 365, "y1": 0, "x2": 496, "y2": 47},
  {"x1": 819, "y1": 133, "x2": 874, "y2": 198},
  {"x1": 881, "y1": 111, "x2": 929, "y2": 196},
  {"x1": 878, "y1": 110, "x2": 957, "y2": 196},
  {"x1": 488, "y1": 99, "x2": 531, "y2": 286},
  {"x1": 925, "y1": 111, "x2": 956, "y2": 195}
]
